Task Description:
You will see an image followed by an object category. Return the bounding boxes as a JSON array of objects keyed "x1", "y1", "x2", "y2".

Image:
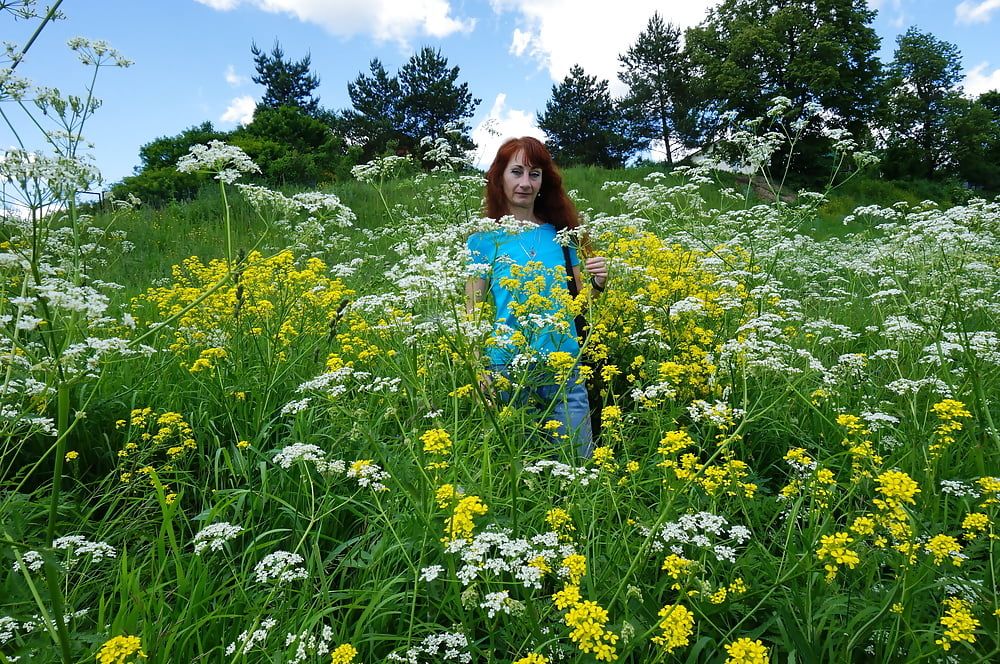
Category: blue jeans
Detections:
[{"x1": 491, "y1": 364, "x2": 594, "y2": 458}]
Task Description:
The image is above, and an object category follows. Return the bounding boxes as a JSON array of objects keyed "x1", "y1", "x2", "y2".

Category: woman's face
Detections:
[{"x1": 502, "y1": 150, "x2": 542, "y2": 216}]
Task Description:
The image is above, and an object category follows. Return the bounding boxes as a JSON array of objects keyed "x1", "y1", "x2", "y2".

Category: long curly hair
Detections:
[{"x1": 484, "y1": 137, "x2": 580, "y2": 231}]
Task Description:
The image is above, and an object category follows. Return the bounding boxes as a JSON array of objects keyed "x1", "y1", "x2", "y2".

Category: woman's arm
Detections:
[
  {"x1": 574, "y1": 256, "x2": 608, "y2": 298},
  {"x1": 465, "y1": 277, "x2": 487, "y2": 315}
]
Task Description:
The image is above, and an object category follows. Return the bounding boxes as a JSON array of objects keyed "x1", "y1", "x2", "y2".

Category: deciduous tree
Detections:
[{"x1": 684, "y1": 0, "x2": 882, "y2": 173}]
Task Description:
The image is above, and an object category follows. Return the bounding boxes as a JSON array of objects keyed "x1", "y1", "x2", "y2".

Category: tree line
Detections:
[{"x1": 114, "y1": 0, "x2": 1000, "y2": 206}]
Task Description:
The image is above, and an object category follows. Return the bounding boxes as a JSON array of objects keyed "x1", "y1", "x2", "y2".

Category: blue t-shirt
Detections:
[{"x1": 467, "y1": 222, "x2": 580, "y2": 366}]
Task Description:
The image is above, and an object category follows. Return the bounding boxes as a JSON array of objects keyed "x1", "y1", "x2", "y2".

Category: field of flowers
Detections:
[
  {"x1": 3, "y1": 120, "x2": 999, "y2": 663},
  {"x1": 2, "y1": 19, "x2": 1000, "y2": 660}
]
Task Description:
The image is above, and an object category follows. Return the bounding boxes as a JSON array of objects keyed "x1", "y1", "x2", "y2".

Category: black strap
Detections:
[{"x1": 562, "y1": 245, "x2": 588, "y2": 341}]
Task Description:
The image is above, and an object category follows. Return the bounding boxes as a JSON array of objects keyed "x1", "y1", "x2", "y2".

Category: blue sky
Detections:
[{"x1": 7, "y1": 0, "x2": 1000, "y2": 186}]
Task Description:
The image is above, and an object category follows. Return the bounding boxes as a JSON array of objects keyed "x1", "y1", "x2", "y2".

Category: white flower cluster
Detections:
[
  {"x1": 52, "y1": 535, "x2": 116, "y2": 561},
  {"x1": 0, "y1": 609, "x2": 89, "y2": 646},
  {"x1": 270, "y1": 444, "x2": 389, "y2": 491},
  {"x1": 644, "y1": 512, "x2": 751, "y2": 564},
  {"x1": 253, "y1": 550, "x2": 308, "y2": 585},
  {"x1": 271, "y1": 443, "x2": 344, "y2": 475},
  {"x1": 192, "y1": 522, "x2": 244, "y2": 555},
  {"x1": 385, "y1": 630, "x2": 471, "y2": 663},
  {"x1": 284, "y1": 623, "x2": 334, "y2": 664},
  {"x1": 939, "y1": 479, "x2": 980, "y2": 498},
  {"x1": 346, "y1": 460, "x2": 390, "y2": 492},
  {"x1": 176, "y1": 140, "x2": 260, "y2": 184},
  {"x1": 225, "y1": 616, "x2": 277, "y2": 656},
  {"x1": 441, "y1": 528, "x2": 575, "y2": 589},
  {"x1": 15, "y1": 536, "x2": 117, "y2": 573},
  {"x1": 686, "y1": 400, "x2": 745, "y2": 428},
  {"x1": 523, "y1": 459, "x2": 600, "y2": 486}
]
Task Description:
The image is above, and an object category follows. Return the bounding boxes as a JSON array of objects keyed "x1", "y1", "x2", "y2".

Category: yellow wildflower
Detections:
[
  {"x1": 724, "y1": 637, "x2": 769, "y2": 664},
  {"x1": 651, "y1": 604, "x2": 694, "y2": 653},
  {"x1": 330, "y1": 643, "x2": 358, "y2": 664},
  {"x1": 96, "y1": 635, "x2": 146, "y2": 664},
  {"x1": 935, "y1": 597, "x2": 979, "y2": 651}
]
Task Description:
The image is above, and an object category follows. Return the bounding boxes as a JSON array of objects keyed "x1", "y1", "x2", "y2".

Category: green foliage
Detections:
[
  {"x1": 232, "y1": 106, "x2": 357, "y2": 186},
  {"x1": 342, "y1": 59, "x2": 407, "y2": 161},
  {"x1": 684, "y1": 0, "x2": 882, "y2": 174},
  {"x1": 617, "y1": 12, "x2": 689, "y2": 165},
  {"x1": 398, "y1": 47, "x2": 480, "y2": 156},
  {"x1": 881, "y1": 27, "x2": 966, "y2": 180},
  {"x1": 341, "y1": 48, "x2": 480, "y2": 164},
  {"x1": 537, "y1": 65, "x2": 638, "y2": 168},
  {"x1": 250, "y1": 40, "x2": 321, "y2": 116}
]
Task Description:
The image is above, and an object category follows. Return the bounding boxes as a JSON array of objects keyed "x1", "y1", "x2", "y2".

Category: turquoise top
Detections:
[{"x1": 467, "y1": 222, "x2": 580, "y2": 366}]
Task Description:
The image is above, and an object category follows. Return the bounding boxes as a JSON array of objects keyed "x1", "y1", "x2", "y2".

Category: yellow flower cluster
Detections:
[
  {"x1": 961, "y1": 512, "x2": 990, "y2": 539},
  {"x1": 419, "y1": 428, "x2": 453, "y2": 471},
  {"x1": 545, "y1": 507, "x2": 576, "y2": 540},
  {"x1": 657, "y1": 429, "x2": 756, "y2": 498},
  {"x1": 836, "y1": 414, "x2": 882, "y2": 481},
  {"x1": 815, "y1": 532, "x2": 860, "y2": 581},
  {"x1": 587, "y1": 231, "x2": 748, "y2": 402},
  {"x1": 779, "y1": 448, "x2": 836, "y2": 509},
  {"x1": 651, "y1": 603, "x2": 694, "y2": 653},
  {"x1": 935, "y1": 596, "x2": 979, "y2": 651},
  {"x1": 96, "y1": 635, "x2": 145, "y2": 664},
  {"x1": 330, "y1": 643, "x2": 358, "y2": 664},
  {"x1": 512, "y1": 655, "x2": 548, "y2": 664},
  {"x1": 443, "y1": 495, "x2": 488, "y2": 543},
  {"x1": 930, "y1": 399, "x2": 972, "y2": 459},
  {"x1": 562, "y1": 600, "x2": 619, "y2": 661},
  {"x1": 133, "y1": 250, "x2": 354, "y2": 360},
  {"x1": 924, "y1": 534, "x2": 963, "y2": 566},
  {"x1": 115, "y1": 408, "x2": 197, "y2": 493},
  {"x1": 561, "y1": 553, "x2": 587, "y2": 585},
  {"x1": 724, "y1": 637, "x2": 769, "y2": 664},
  {"x1": 188, "y1": 346, "x2": 227, "y2": 373}
]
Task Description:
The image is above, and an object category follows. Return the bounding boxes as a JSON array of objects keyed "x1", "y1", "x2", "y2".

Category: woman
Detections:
[{"x1": 466, "y1": 137, "x2": 608, "y2": 458}]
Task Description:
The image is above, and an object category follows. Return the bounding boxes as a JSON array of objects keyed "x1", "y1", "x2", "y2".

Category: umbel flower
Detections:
[{"x1": 176, "y1": 140, "x2": 260, "y2": 183}]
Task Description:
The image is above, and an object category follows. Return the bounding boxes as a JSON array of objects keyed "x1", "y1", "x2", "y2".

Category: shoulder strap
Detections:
[{"x1": 562, "y1": 245, "x2": 588, "y2": 341}]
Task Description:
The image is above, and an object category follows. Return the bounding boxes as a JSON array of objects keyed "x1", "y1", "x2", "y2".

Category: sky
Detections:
[{"x1": 6, "y1": 0, "x2": 1000, "y2": 187}]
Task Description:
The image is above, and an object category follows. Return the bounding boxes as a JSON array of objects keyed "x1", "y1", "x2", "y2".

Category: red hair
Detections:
[{"x1": 484, "y1": 137, "x2": 580, "y2": 231}]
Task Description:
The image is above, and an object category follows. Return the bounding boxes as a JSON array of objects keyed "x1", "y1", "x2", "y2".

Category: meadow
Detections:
[{"x1": 3, "y1": 107, "x2": 1000, "y2": 664}]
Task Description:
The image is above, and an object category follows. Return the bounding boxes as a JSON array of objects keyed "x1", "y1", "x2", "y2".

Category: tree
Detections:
[
  {"x1": 250, "y1": 40, "x2": 321, "y2": 116},
  {"x1": 135, "y1": 122, "x2": 227, "y2": 172},
  {"x1": 112, "y1": 122, "x2": 230, "y2": 206},
  {"x1": 880, "y1": 28, "x2": 970, "y2": 180},
  {"x1": 398, "y1": 47, "x2": 480, "y2": 157},
  {"x1": 618, "y1": 12, "x2": 689, "y2": 165},
  {"x1": 233, "y1": 106, "x2": 355, "y2": 186},
  {"x1": 537, "y1": 65, "x2": 637, "y2": 168},
  {"x1": 341, "y1": 48, "x2": 480, "y2": 164},
  {"x1": 684, "y1": 0, "x2": 882, "y2": 173},
  {"x1": 341, "y1": 59, "x2": 407, "y2": 161}
]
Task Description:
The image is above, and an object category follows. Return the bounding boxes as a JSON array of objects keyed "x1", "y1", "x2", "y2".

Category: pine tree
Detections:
[
  {"x1": 618, "y1": 12, "x2": 688, "y2": 165},
  {"x1": 398, "y1": 47, "x2": 480, "y2": 154},
  {"x1": 537, "y1": 65, "x2": 637, "y2": 168},
  {"x1": 250, "y1": 40, "x2": 320, "y2": 116}
]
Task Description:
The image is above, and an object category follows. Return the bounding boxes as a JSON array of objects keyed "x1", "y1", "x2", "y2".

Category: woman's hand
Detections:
[{"x1": 585, "y1": 256, "x2": 608, "y2": 291}]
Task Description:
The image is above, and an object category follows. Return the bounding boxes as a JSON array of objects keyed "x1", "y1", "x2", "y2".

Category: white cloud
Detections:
[
  {"x1": 194, "y1": 0, "x2": 475, "y2": 45},
  {"x1": 956, "y1": 0, "x2": 1000, "y2": 25},
  {"x1": 471, "y1": 93, "x2": 546, "y2": 170},
  {"x1": 225, "y1": 65, "x2": 248, "y2": 87},
  {"x1": 873, "y1": 0, "x2": 908, "y2": 28},
  {"x1": 490, "y1": 0, "x2": 720, "y2": 95},
  {"x1": 220, "y1": 95, "x2": 256, "y2": 125},
  {"x1": 964, "y1": 62, "x2": 1000, "y2": 96}
]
